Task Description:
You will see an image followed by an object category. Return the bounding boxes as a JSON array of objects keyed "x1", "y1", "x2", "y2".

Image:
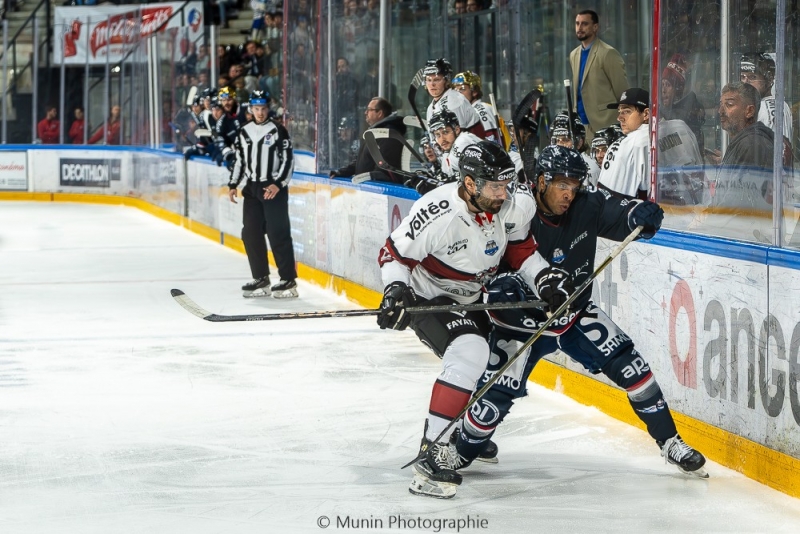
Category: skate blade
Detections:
[
  {"x1": 242, "y1": 288, "x2": 272, "y2": 299},
  {"x1": 272, "y1": 288, "x2": 299, "y2": 299},
  {"x1": 476, "y1": 456, "x2": 499, "y2": 464},
  {"x1": 678, "y1": 465, "x2": 710, "y2": 479},
  {"x1": 243, "y1": 289, "x2": 272, "y2": 298},
  {"x1": 408, "y1": 473, "x2": 457, "y2": 499}
]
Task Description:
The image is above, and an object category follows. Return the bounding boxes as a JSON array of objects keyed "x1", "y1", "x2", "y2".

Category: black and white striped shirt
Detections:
[{"x1": 228, "y1": 119, "x2": 294, "y2": 189}]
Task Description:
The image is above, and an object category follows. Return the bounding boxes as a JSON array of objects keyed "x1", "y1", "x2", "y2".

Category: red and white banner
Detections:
[
  {"x1": 54, "y1": 2, "x2": 204, "y2": 65},
  {"x1": 0, "y1": 152, "x2": 28, "y2": 191}
]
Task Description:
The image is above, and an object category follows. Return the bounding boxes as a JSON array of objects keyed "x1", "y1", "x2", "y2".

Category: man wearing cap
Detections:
[
  {"x1": 598, "y1": 88, "x2": 651, "y2": 199},
  {"x1": 569, "y1": 9, "x2": 629, "y2": 140}
]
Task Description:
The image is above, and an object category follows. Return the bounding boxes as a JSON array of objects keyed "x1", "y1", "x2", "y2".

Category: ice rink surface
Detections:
[{"x1": 2, "y1": 201, "x2": 800, "y2": 534}]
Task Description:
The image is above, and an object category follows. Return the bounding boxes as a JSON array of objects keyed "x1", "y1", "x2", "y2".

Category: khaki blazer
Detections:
[{"x1": 570, "y1": 39, "x2": 629, "y2": 134}]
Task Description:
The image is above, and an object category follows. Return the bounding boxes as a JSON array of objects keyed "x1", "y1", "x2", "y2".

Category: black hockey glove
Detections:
[
  {"x1": 377, "y1": 281, "x2": 417, "y2": 330},
  {"x1": 534, "y1": 266, "x2": 575, "y2": 314},
  {"x1": 629, "y1": 201, "x2": 664, "y2": 239},
  {"x1": 486, "y1": 272, "x2": 531, "y2": 304}
]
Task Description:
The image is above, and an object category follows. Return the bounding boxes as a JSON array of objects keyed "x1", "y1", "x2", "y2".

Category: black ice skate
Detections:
[
  {"x1": 450, "y1": 427, "x2": 499, "y2": 464},
  {"x1": 271, "y1": 279, "x2": 298, "y2": 299},
  {"x1": 242, "y1": 276, "x2": 271, "y2": 298},
  {"x1": 409, "y1": 443, "x2": 463, "y2": 499},
  {"x1": 658, "y1": 434, "x2": 709, "y2": 478}
]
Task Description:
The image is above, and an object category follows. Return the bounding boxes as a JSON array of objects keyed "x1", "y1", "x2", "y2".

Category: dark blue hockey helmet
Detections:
[
  {"x1": 248, "y1": 90, "x2": 270, "y2": 106},
  {"x1": 534, "y1": 145, "x2": 589, "y2": 187}
]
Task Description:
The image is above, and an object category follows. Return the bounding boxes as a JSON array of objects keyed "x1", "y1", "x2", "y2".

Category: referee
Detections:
[{"x1": 228, "y1": 90, "x2": 298, "y2": 299}]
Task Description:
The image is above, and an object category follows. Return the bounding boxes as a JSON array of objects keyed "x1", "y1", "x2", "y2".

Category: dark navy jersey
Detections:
[{"x1": 530, "y1": 185, "x2": 637, "y2": 312}]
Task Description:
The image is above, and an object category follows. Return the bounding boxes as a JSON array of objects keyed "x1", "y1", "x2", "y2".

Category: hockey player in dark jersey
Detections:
[{"x1": 450, "y1": 145, "x2": 708, "y2": 491}]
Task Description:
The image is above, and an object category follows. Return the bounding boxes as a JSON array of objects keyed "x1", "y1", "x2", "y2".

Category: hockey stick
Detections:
[
  {"x1": 379, "y1": 128, "x2": 427, "y2": 164},
  {"x1": 488, "y1": 93, "x2": 507, "y2": 150},
  {"x1": 363, "y1": 130, "x2": 423, "y2": 181},
  {"x1": 401, "y1": 225, "x2": 644, "y2": 469},
  {"x1": 408, "y1": 67, "x2": 428, "y2": 132},
  {"x1": 170, "y1": 289, "x2": 545, "y2": 323},
  {"x1": 563, "y1": 79, "x2": 578, "y2": 149}
]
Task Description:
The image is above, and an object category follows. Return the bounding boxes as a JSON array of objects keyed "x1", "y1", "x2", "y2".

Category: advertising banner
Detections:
[
  {"x1": 0, "y1": 152, "x2": 28, "y2": 191},
  {"x1": 54, "y1": 2, "x2": 204, "y2": 65},
  {"x1": 60, "y1": 158, "x2": 122, "y2": 188}
]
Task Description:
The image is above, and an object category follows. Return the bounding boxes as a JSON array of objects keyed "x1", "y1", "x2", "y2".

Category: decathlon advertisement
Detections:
[{"x1": 53, "y1": 2, "x2": 204, "y2": 65}]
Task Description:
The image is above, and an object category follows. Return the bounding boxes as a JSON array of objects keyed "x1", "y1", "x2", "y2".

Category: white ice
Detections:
[{"x1": 2, "y1": 201, "x2": 800, "y2": 534}]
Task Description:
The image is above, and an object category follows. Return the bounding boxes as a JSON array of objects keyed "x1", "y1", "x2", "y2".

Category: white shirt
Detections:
[
  {"x1": 583, "y1": 152, "x2": 601, "y2": 186},
  {"x1": 657, "y1": 119, "x2": 702, "y2": 168},
  {"x1": 426, "y1": 89, "x2": 480, "y2": 134},
  {"x1": 759, "y1": 95, "x2": 793, "y2": 141},
  {"x1": 379, "y1": 182, "x2": 547, "y2": 304},
  {"x1": 599, "y1": 123, "x2": 650, "y2": 197}
]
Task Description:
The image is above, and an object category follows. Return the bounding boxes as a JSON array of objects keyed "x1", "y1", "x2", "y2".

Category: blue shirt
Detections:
[{"x1": 576, "y1": 43, "x2": 592, "y2": 125}]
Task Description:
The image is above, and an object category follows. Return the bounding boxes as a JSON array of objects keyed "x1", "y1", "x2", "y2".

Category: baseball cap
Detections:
[{"x1": 607, "y1": 88, "x2": 649, "y2": 109}]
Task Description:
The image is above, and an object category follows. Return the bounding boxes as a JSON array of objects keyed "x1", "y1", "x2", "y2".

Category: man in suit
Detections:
[{"x1": 569, "y1": 9, "x2": 629, "y2": 140}]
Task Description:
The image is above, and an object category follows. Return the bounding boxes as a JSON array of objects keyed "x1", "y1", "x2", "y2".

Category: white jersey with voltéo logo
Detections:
[
  {"x1": 426, "y1": 88, "x2": 480, "y2": 133},
  {"x1": 379, "y1": 182, "x2": 540, "y2": 304},
  {"x1": 598, "y1": 123, "x2": 650, "y2": 197}
]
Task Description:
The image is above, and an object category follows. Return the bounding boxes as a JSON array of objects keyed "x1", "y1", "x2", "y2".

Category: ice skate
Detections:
[
  {"x1": 451, "y1": 427, "x2": 499, "y2": 464},
  {"x1": 658, "y1": 435, "x2": 709, "y2": 478},
  {"x1": 409, "y1": 443, "x2": 463, "y2": 499},
  {"x1": 242, "y1": 276, "x2": 271, "y2": 298},
  {"x1": 271, "y1": 279, "x2": 299, "y2": 299}
]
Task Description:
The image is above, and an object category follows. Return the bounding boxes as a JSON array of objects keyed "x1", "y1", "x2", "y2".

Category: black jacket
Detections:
[{"x1": 333, "y1": 113, "x2": 407, "y2": 184}]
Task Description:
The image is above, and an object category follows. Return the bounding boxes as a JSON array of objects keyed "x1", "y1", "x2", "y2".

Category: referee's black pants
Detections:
[{"x1": 241, "y1": 180, "x2": 297, "y2": 282}]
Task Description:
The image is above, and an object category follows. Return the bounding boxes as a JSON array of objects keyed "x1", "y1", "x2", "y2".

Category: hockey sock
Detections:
[
  {"x1": 628, "y1": 387, "x2": 678, "y2": 442},
  {"x1": 426, "y1": 379, "x2": 471, "y2": 442},
  {"x1": 455, "y1": 421, "x2": 494, "y2": 461}
]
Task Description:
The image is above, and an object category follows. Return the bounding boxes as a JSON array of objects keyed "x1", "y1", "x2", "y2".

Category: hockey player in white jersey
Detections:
[
  {"x1": 740, "y1": 53, "x2": 793, "y2": 143},
  {"x1": 423, "y1": 59, "x2": 486, "y2": 140},
  {"x1": 550, "y1": 111, "x2": 601, "y2": 185},
  {"x1": 430, "y1": 109, "x2": 483, "y2": 183},
  {"x1": 590, "y1": 125, "x2": 625, "y2": 170},
  {"x1": 657, "y1": 118, "x2": 705, "y2": 204},
  {"x1": 598, "y1": 88, "x2": 651, "y2": 199},
  {"x1": 377, "y1": 141, "x2": 549, "y2": 498},
  {"x1": 452, "y1": 70, "x2": 501, "y2": 145}
]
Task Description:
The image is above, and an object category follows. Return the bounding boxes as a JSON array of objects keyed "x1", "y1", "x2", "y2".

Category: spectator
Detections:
[
  {"x1": 329, "y1": 97, "x2": 407, "y2": 184},
  {"x1": 68, "y1": 107, "x2": 85, "y2": 144},
  {"x1": 88, "y1": 105, "x2": 122, "y2": 145},
  {"x1": 334, "y1": 57, "x2": 359, "y2": 126},
  {"x1": 660, "y1": 53, "x2": 705, "y2": 155},
  {"x1": 37, "y1": 105, "x2": 60, "y2": 144},
  {"x1": 569, "y1": 9, "x2": 629, "y2": 140},
  {"x1": 196, "y1": 44, "x2": 210, "y2": 78},
  {"x1": 217, "y1": 45, "x2": 233, "y2": 77},
  {"x1": 453, "y1": 0, "x2": 466, "y2": 15},
  {"x1": 466, "y1": 0, "x2": 481, "y2": 12},
  {"x1": 250, "y1": 0, "x2": 267, "y2": 42}
]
